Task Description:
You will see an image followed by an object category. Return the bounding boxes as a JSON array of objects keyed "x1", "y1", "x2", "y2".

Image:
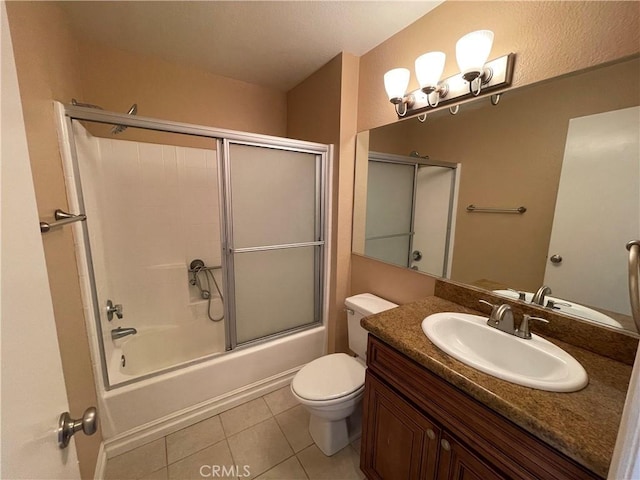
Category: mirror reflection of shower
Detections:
[
  {"x1": 71, "y1": 98, "x2": 138, "y2": 135},
  {"x1": 189, "y1": 259, "x2": 224, "y2": 322}
]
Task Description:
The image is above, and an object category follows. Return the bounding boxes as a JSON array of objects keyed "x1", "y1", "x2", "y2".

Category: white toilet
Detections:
[{"x1": 291, "y1": 293, "x2": 397, "y2": 456}]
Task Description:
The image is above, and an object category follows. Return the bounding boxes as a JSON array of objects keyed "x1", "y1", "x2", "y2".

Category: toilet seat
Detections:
[{"x1": 292, "y1": 353, "x2": 365, "y2": 403}]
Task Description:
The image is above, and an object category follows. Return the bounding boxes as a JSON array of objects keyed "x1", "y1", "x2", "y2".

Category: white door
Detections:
[
  {"x1": 412, "y1": 165, "x2": 456, "y2": 276},
  {"x1": 1, "y1": 3, "x2": 81, "y2": 478},
  {"x1": 544, "y1": 107, "x2": 640, "y2": 314}
]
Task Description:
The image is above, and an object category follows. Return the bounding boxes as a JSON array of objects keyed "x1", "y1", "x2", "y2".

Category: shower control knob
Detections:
[{"x1": 106, "y1": 300, "x2": 123, "y2": 321}]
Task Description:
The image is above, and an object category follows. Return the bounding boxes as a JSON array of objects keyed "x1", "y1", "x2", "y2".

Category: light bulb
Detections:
[
  {"x1": 415, "y1": 51, "x2": 446, "y2": 93},
  {"x1": 383, "y1": 68, "x2": 410, "y2": 103},
  {"x1": 456, "y1": 30, "x2": 494, "y2": 81}
]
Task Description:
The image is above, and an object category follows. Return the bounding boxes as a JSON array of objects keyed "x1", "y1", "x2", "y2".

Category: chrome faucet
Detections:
[
  {"x1": 111, "y1": 327, "x2": 137, "y2": 340},
  {"x1": 479, "y1": 300, "x2": 551, "y2": 340},
  {"x1": 479, "y1": 300, "x2": 515, "y2": 334},
  {"x1": 531, "y1": 285, "x2": 552, "y2": 305}
]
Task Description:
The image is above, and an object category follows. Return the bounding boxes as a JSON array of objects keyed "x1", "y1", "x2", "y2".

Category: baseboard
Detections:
[
  {"x1": 93, "y1": 442, "x2": 107, "y2": 479},
  {"x1": 104, "y1": 367, "x2": 299, "y2": 458}
]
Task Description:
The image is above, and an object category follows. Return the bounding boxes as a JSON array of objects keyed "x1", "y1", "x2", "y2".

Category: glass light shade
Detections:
[
  {"x1": 415, "y1": 51, "x2": 446, "y2": 90},
  {"x1": 456, "y1": 30, "x2": 494, "y2": 78},
  {"x1": 383, "y1": 68, "x2": 410, "y2": 102}
]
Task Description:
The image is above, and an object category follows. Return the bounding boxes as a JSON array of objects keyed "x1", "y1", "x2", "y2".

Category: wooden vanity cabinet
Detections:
[{"x1": 361, "y1": 336, "x2": 602, "y2": 480}]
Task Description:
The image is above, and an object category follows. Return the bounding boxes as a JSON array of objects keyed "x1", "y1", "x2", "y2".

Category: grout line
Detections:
[
  {"x1": 296, "y1": 445, "x2": 314, "y2": 480},
  {"x1": 164, "y1": 436, "x2": 168, "y2": 468}
]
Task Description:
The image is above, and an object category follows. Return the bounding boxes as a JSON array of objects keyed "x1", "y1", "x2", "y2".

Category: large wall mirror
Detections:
[{"x1": 353, "y1": 57, "x2": 640, "y2": 334}]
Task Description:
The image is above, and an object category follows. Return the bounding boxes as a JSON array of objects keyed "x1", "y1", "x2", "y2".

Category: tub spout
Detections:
[{"x1": 111, "y1": 327, "x2": 137, "y2": 340}]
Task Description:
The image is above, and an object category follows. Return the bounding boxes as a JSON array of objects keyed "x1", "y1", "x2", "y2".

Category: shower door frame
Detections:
[
  {"x1": 58, "y1": 103, "x2": 331, "y2": 389},
  {"x1": 366, "y1": 152, "x2": 459, "y2": 277},
  {"x1": 220, "y1": 139, "x2": 327, "y2": 350}
]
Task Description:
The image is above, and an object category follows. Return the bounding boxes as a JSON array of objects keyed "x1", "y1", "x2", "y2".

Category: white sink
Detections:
[
  {"x1": 492, "y1": 290, "x2": 623, "y2": 329},
  {"x1": 422, "y1": 312, "x2": 588, "y2": 392}
]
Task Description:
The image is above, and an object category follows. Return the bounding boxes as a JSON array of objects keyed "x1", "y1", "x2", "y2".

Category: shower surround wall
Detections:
[{"x1": 73, "y1": 122, "x2": 225, "y2": 382}]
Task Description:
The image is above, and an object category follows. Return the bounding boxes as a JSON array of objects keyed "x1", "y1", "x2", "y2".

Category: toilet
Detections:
[{"x1": 291, "y1": 293, "x2": 397, "y2": 456}]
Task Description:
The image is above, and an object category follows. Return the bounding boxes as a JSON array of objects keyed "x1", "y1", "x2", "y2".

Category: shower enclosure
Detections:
[{"x1": 57, "y1": 103, "x2": 329, "y2": 393}]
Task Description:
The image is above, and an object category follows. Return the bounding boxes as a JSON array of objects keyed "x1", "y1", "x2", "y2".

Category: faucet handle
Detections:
[
  {"x1": 478, "y1": 299, "x2": 497, "y2": 309},
  {"x1": 507, "y1": 288, "x2": 527, "y2": 301},
  {"x1": 516, "y1": 314, "x2": 549, "y2": 339},
  {"x1": 545, "y1": 299, "x2": 572, "y2": 310}
]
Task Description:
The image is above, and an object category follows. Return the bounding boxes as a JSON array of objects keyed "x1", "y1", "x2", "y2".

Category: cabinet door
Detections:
[
  {"x1": 361, "y1": 372, "x2": 440, "y2": 480},
  {"x1": 437, "y1": 432, "x2": 507, "y2": 480}
]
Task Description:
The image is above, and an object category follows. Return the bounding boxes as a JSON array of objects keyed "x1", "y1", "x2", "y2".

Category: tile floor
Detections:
[{"x1": 104, "y1": 384, "x2": 365, "y2": 480}]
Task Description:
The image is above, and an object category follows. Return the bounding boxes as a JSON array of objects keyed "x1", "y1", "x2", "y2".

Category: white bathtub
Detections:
[
  {"x1": 108, "y1": 320, "x2": 226, "y2": 381},
  {"x1": 100, "y1": 324, "x2": 325, "y2": 454}
]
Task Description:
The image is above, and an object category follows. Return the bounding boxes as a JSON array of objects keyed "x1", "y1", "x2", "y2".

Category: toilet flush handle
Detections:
[{"x1": 344, "y1": 308, "x2": 355, "y2": 315}]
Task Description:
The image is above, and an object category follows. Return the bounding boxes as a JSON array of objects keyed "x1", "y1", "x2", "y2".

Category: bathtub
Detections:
[
  {"x1": 100, "y1": 324, "x2": 325, "y2": 455},
  {"x1": 108, "y1": 320, "x2": 226, "y2": 381}
]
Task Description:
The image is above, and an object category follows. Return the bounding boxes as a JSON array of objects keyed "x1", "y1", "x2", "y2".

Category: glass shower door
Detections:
[
  {"x1": 222, "y1": 141, "x2": 324, "y2": 346},
  {"x1": 365, "y1": 160, "x2": 416, "y2": 267}
]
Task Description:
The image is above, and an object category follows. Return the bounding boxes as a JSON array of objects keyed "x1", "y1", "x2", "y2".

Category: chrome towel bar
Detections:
[
  {"x1": 40, "y1": 209, "x2": 86, "y2": 233},
  {"x1": 466, "y1": 204, "x2": 526, "y2": 214}
]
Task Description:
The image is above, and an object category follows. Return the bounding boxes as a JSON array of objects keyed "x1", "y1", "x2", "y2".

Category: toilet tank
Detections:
[{"x1": 345, "y1": 293, "x2": 397, "y2": 359}]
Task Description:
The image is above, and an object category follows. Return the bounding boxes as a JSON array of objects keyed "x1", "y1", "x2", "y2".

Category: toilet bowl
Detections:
[{"x1": 291, "y1": 294, "x2": 397, "y2": 456}]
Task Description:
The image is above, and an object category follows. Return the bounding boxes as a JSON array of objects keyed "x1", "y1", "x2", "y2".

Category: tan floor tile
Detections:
[
  {"x1": 227, "y1": 418, "x2": 294, "y2": 479},
  {"x1": 105, "y1": 438, "x2": 166, "y2": 480},
  {"x1": 350, "y1": 436, "x2": 361, "y2": 455},
  {"x1": 140, "y1": 467, "x2": 168, "y2": 480},
  {"x1": 220, "y1": 397, "x2": 273, "y2": 436},
  {"x1": 255, "y1": 456, "x2": 308, "y2": 480},
  {"x1": 263, "y1": 385, "x2": 299, "y2": 415},
  {"x1": 275, "y1": 405, "x2": 313, "y2": 452},
  {"x1": 168, "y1": 439, "x2": 236, "y2": 480},
  {"x1": 167, "y1": 415, "x2": 226, "y2": 464},
  {"x1": 297, "y1": 444, "x2": 363, "y2": 480}
]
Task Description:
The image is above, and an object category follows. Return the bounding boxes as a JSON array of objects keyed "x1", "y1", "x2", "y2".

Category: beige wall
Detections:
[
  {"x1": 77, "y1": 39, "x2": 287, "y2": 143},
  {"x1": 351, "y1": 254, "x2": 436, "y2": 305},
  {"x1": 358, "y1": 1, "x2": 640, "y2": 132},
  {"x1": 351, "y1": 0, "x2": 639, "y2": 304},
  {"x1": 7, "y1": 3, "x2": 288, "y2": 477},
  {"x1": 367, "y1": 58, "x2": 640, "y2": 291},
  {"x1": 287, "y1": 53, "x2": 360, "y2": 354}
]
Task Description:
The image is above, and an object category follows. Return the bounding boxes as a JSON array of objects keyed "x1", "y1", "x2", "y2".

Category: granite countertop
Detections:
[{"x1": 361, "y1": 296, "x2": 633, "y2": 478}]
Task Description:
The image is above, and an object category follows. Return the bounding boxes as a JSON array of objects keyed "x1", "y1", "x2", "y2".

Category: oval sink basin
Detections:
[
  {"x1": 492, "y1": 290, "x2": 622, "y2": 329},
  {"x1": 422, "y1": 312, "x2": 588, "y2": 392}
]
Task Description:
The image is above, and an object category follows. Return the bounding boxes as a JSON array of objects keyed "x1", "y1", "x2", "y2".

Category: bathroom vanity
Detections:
[{"x1": 359, "y1": 296, "x2": 634, "y2": 479}]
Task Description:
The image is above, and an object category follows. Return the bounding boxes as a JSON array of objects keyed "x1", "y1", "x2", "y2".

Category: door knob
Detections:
[
  {"x1": 550, "y1": 254, "x2": 563, "y2": 264},
  {"x1": 57, "y1": 407, "x2": 98, "y2": 449}
]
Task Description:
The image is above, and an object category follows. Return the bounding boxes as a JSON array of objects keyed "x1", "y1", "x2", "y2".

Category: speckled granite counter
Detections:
[{"x1": 361, "y1": 296, "x2": 633, "y2": 478}]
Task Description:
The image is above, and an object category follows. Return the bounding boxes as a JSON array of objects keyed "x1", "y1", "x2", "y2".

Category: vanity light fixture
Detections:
[
  {"x1": 456, "y1": 30, "x2": 495, "y2": 96},
  {"x1": 383, "y1": 68, "x2": 413, "y2": 116},
  {"x1": 415, "y1": 51, "x2": 447, "y2": 107},
  {"x1": 384, "y1": 30, "x2": 515, "y2": 119}
]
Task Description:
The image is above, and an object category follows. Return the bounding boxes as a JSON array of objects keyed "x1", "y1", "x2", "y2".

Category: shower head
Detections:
[
  {"x1": 71, "y1": 98, "x2": 103, "y2": 110},
  {"x1": 111, "y1": 103, "x2": 138, "y2": 135}
]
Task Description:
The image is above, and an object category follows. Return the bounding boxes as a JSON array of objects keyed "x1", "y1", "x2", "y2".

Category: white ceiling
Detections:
[{"x1": 59, "y1": 1, "x2": 443, "y2": 91}]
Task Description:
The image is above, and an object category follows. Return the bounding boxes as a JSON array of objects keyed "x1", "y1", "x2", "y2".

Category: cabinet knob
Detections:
[
  {"x1": 426, "y1": 428, "x2": 436, "y2": 440},
  {"x1": 440, "y1": 439, "x2": 451, "y2": 451}
]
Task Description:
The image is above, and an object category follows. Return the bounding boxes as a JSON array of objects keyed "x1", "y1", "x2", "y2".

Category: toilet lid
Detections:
[{"x1": 292, "y1": 353, "x2": 365, "y2": 401}]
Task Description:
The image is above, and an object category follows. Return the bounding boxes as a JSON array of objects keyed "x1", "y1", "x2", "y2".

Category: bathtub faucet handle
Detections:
[{"x1": 106, "y1": 300, "x2": 123, "y2": 321}]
